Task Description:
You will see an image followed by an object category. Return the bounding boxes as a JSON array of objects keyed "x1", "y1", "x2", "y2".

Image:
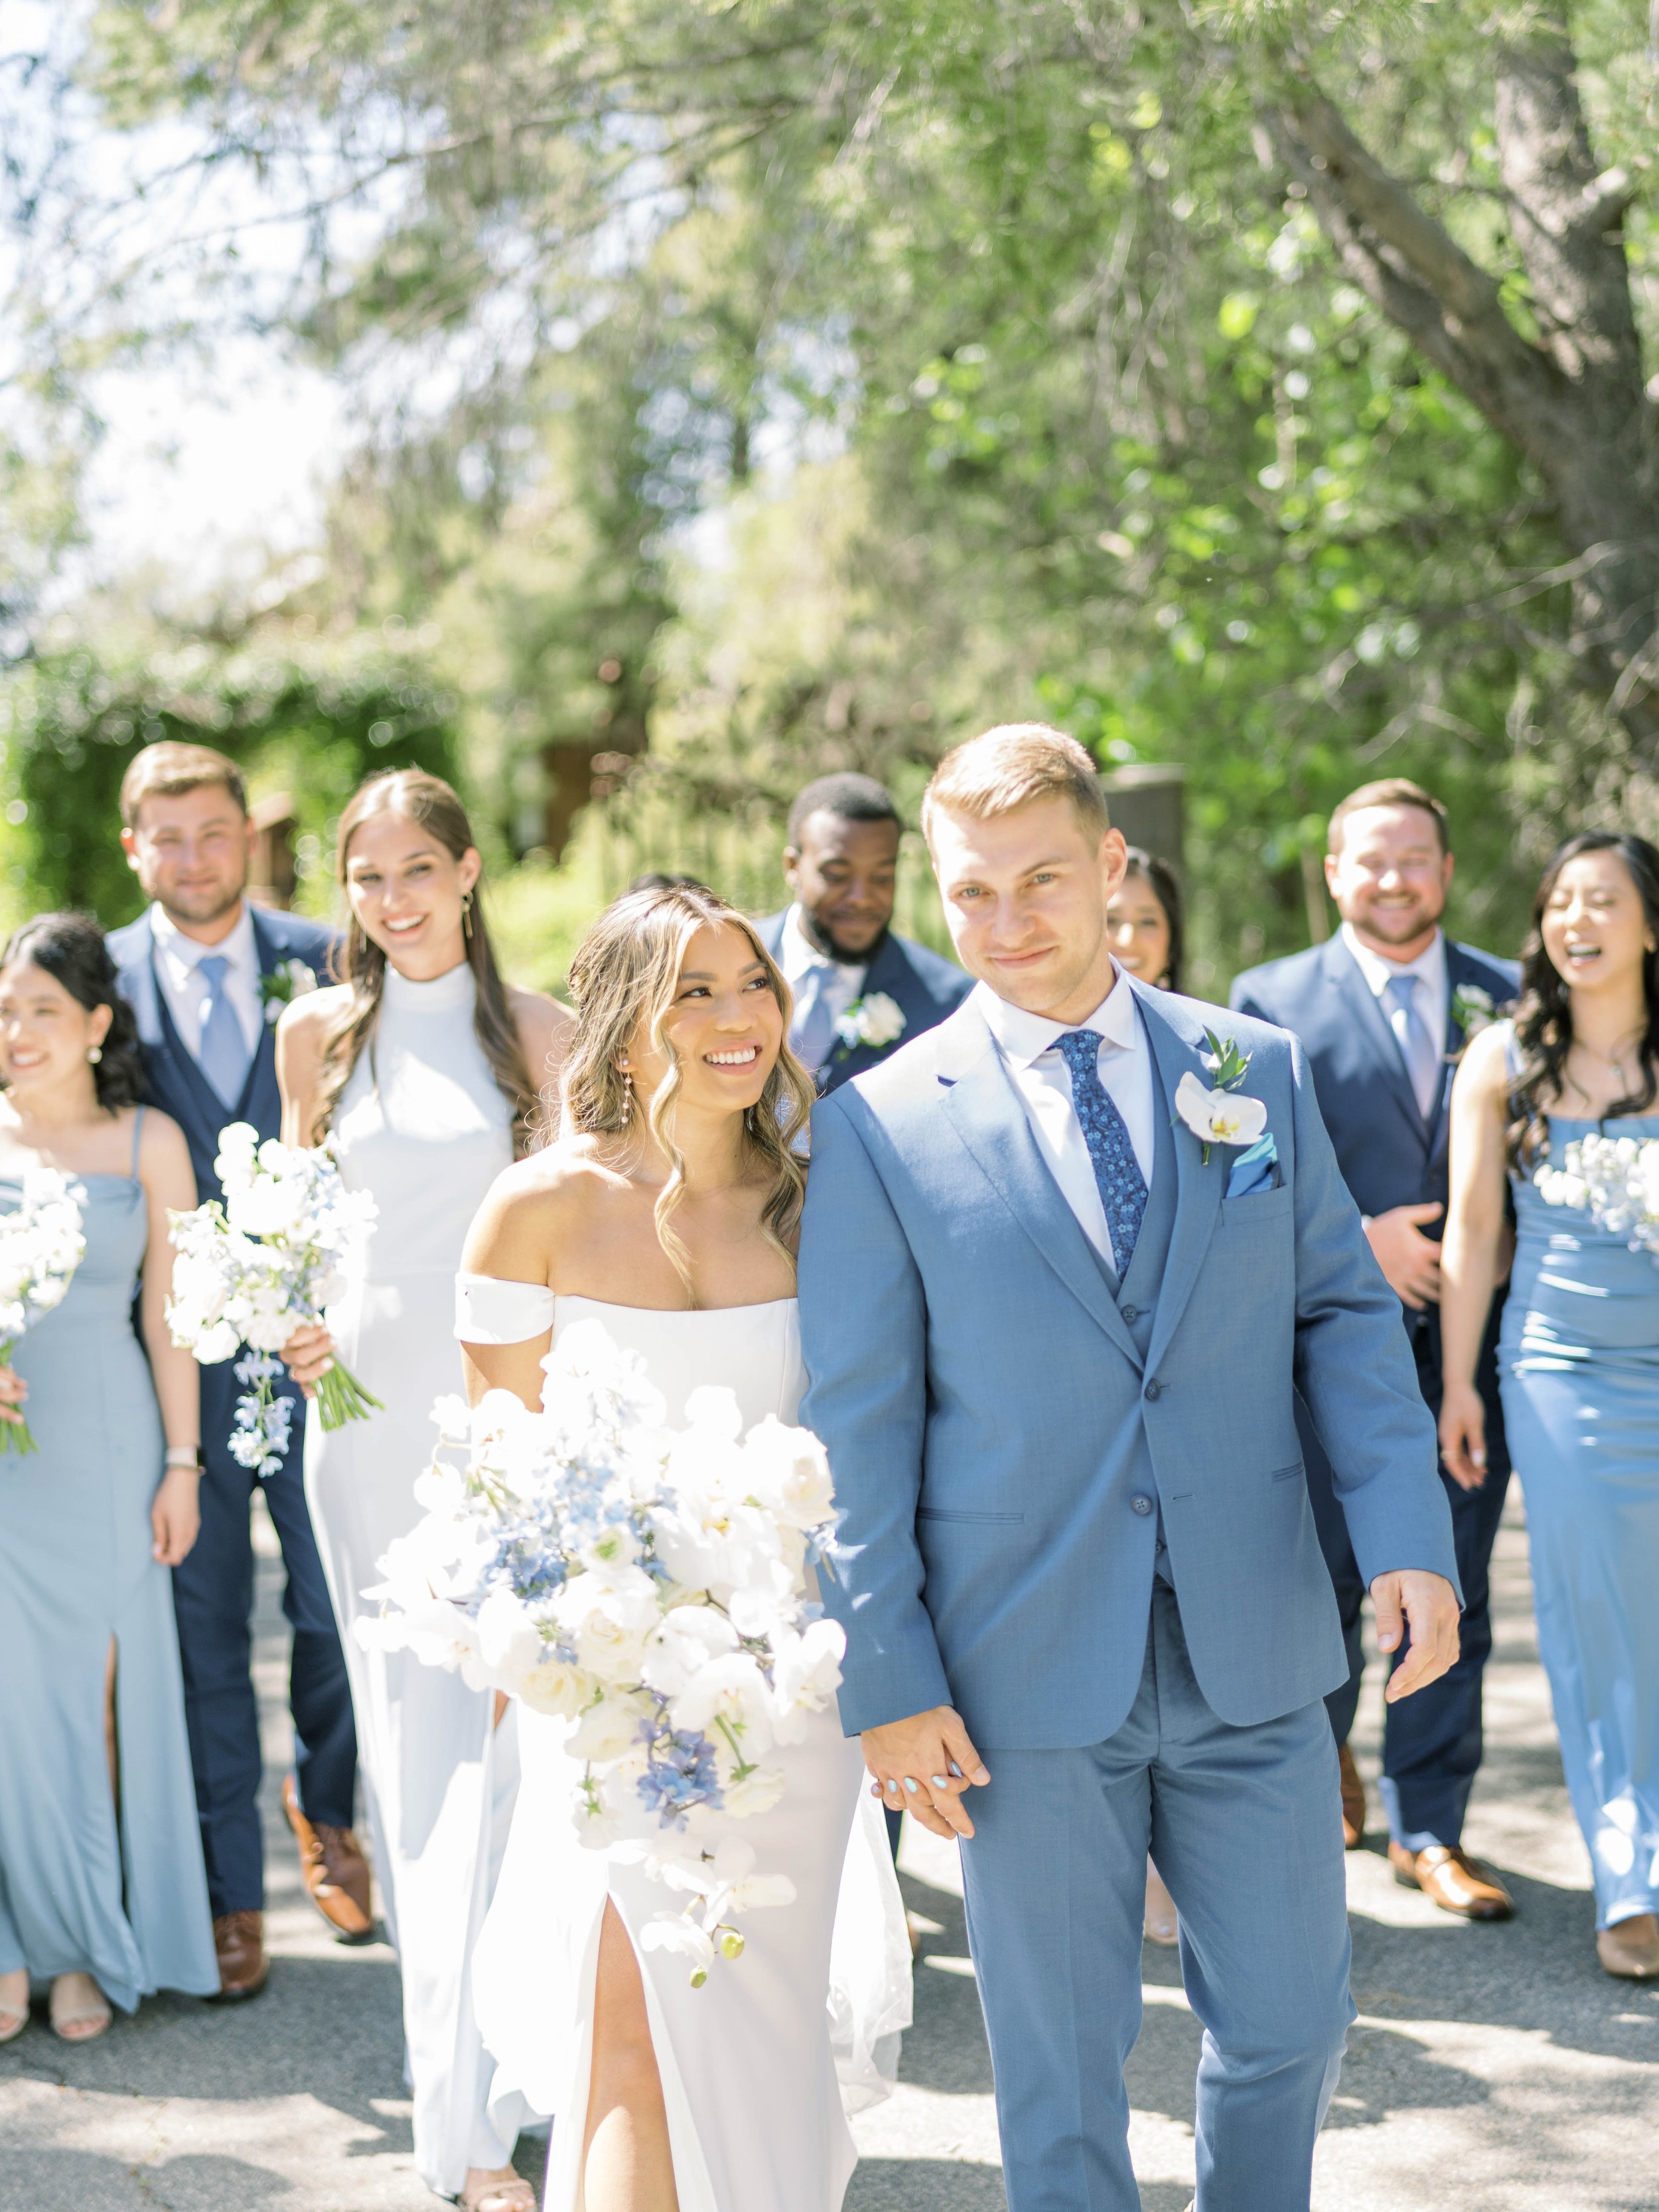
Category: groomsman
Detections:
[
  {"x1": 754, "y1": 772, "x2": 971, "y2": 1095},
  {"x1": 108, "y1": 744, "x2": 366, "y2": 1999},
  {"x1": 1233, "y1": 778, "x2": 1519, "y2": 1921}
]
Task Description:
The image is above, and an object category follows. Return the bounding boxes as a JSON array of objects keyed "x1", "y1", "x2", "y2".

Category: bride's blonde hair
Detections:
[{"x1": 558, "y1": 882, "x2": 815, "y2": 1303}]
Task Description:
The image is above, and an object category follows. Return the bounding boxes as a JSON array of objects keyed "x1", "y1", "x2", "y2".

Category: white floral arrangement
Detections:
[
  {"x1": 259, "y1": 959, "x2": 320, "y2": 1026},
  {"x1": 167, "y1": 1123, "x2": 382, "y2": 1474},
  {"x1": 1174, "y1": 1029, "x2": 1268, "y2": 1164},
  {"x1": 834, "y1": 991, "x2": 906, "y2": 1054},
  {"x1": 0, "y1": 1169, "x2": 87, "y2": 1457},
  {"x1": 1536, "y1": 1131, "x2": 1659, "y2": 1257},
  {"x1": 358, "y1": 1318, "x2": 847, "y2": 1984},
  {"x1": 1450, "y1": 983, "x2": 1499, "y2": 1042}
]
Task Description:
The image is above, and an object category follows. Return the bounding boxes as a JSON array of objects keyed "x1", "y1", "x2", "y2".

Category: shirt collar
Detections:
[
  {"x1": 779, "y1": 903, "x2": 865, "y2": 981},
  {"x1": 1340, "y1": 920, "x2": 1445, "y2": 1001},
  {"x1": 151, "y1": 900, "x2": 257, "y2": 976},
  {"x1": 974, "y1": 961, "x2": 1139, "y2": 1071}
]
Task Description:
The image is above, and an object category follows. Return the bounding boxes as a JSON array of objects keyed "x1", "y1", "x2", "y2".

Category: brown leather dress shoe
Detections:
[
  {"x1": 1390, "y1": 1842, "x2": 1514, "y2": 1920},
  {"x1": 210, "y1": 1910, "x2": 269, "y2": 2001},
  {"x1": 1597, "y1": 1913, "x2": 1659, "y2": 1980},
  {"x1": 283, "y1": 1774, "x2": 374, "y2": 1941},
  {"x1": 1338, "y1": 1741, "x2": 1366, "y2": 1850}
]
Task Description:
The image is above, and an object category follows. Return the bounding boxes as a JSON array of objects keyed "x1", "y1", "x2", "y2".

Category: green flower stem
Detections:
[
  {"x1": 313, "y1": 1359, "x2": 384, "y2": 1431},
  {"x1": 714, "y1": 1713, "x2": 756, "y2": 1782},
  {"x1": 0, "y1": 1338, "x2": 36, "y2": 1456}
]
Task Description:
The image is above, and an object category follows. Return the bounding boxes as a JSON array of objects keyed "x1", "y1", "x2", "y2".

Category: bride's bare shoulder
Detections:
[{"x1": 463, "y1": 1135, "x2": 624, "y2": 1269}]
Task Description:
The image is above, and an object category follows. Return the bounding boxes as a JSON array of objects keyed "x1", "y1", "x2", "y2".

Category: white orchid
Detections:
[
  {"x1": 1173, "y1": 1070, "x2": 1269, "y2": 1150},
  {"x1": 1537, "y1": 1131, "x2": 1659, "y2": 1256}
]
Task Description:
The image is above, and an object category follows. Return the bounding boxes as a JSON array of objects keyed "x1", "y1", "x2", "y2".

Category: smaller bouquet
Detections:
[
  {"x1": 0, "y1": 1169, "x2": 86, "y2": 1456},
  {"x1": 1536, "y1": 1131, "x2": 1659, "y2": 1256},
  {"x1": 167, "y1": 1123, "x2": 382, "y2": 1476},
  {"x1": 360, "y1": 1320, "x2": 846, "y2": 1984}
]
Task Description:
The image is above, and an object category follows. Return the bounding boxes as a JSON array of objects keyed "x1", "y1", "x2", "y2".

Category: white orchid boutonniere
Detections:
[
  {"x1": 1174, "y1": 1029, "x2": 1269, "y2": 1166},
  {"x1": 1450, "y1": 983, "x2": 1498, "y2": 1046},
  {"x1": 259, "y1": 959, "x2": 319, "y2": 1026},
  {"x1": 833, "y1": 991, "x2": 906, "y2": 1054}
]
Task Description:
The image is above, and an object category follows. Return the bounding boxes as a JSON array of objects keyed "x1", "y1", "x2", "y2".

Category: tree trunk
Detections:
[{"x1": 1273, "y1": 15, "x2": 1659, "y2": 758}]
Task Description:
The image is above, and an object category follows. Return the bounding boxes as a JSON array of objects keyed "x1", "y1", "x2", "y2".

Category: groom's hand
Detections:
[
  {"x1": 862, "y1": 1708, "x2": 991, "y2": 1840},
  {"x1": 1373, "y1": 1570, "x2": 1461, "y2": 1702}
]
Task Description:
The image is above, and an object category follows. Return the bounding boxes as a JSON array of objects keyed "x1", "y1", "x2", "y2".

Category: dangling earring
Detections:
[
  {"x1": 461, "y1": 890, "x2": 474, "y2": 940},
  {"x1": 87, "y1": 1045, "x2": 103, "y2": 1066},
  {"x1": 618, "y1": 1066, "x2": 633, "y2": 1126}
]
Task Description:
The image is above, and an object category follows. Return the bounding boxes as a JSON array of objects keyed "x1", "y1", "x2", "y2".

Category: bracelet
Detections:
[{"x1": 164, "y1": 1446, "x2": 202, "y2": 1470}]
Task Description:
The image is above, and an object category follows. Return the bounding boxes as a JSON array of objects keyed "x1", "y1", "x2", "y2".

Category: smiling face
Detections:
[
  {"x1": 930, "y1": 795, "x2": 1128, "y2": 1023},
  {"x1": 343, "y1": 807, "x2": 481, "y2": 980},
  {"x1": 622, "y1": 920, "x2": 785, "y2": 1121},
  {"x1": 783, "y1": 811, "x2": 901, "y2": 962},
  {"x1": 1541, "y1": 849, "x2": 1656, "y2": 1000},
  {"x1": 122, "y1": 781, "x2": 255, "y2": 936},
  {"x1": 1106, "y1": 868, "x2": 1173, "y2": 987},
  {"x1": 1325, "y1": 802, "x2": 1452, "y2": 959},
  {"x1": 0, "y1": 960, "x2": 110, "y2": 1103}
]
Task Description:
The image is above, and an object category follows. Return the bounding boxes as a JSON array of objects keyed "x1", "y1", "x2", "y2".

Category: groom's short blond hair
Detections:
[{"x1": 922, "y1": 723, "x2": 1112, "y2": 845}]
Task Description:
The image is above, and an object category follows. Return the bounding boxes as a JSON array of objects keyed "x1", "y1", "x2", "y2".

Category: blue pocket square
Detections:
[{"x1": 1226, "y1": 1133, "x2": 1278, "y2": 1199}]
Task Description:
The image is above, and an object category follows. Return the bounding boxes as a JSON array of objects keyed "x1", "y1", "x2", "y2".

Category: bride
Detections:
[{"x1": 455, "y1": 880, "x2": 910, "y2": 2212}]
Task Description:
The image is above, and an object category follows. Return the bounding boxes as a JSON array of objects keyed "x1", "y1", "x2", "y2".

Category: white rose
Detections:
[
  {"x1": 741, "y1": 1417, "x2": 835, "y2": 1529},
  {"x1": 553, "y1": 1565, "x2": 662, "y2": 1678},
  {"x1": 567, "y1": 1688, "x2": 654, "y2": 1762},
  {"x1": 641, "y1": 1606, "x2": 741, "y2": 1698}
]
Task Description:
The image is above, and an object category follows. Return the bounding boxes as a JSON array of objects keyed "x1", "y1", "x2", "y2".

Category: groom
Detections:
[{"x1": 799, "y1": 724, "x2": 1461, "y2": 2211}]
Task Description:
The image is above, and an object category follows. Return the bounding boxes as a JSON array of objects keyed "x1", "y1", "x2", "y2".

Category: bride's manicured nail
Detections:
[
  {"x1": 948, "y1": 1762, "x2": 964, "y2": 1777},
  {"x1": 930, "y1": 1774, "x2": 950, "y2": 1789},
  {"x1": 903, "y1": 1777, "x2": 920, "y2": 1793}
]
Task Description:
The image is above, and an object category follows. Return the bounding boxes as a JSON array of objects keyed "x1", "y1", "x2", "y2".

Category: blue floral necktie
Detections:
[{"x1": 1056, "y1": 1029, "x2": 1148, "y2": 1273}]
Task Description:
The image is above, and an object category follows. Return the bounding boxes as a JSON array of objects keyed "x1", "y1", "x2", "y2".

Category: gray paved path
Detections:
[{"x1": 3, "y1": 1493, "x2": 1656, "y2": 2210}]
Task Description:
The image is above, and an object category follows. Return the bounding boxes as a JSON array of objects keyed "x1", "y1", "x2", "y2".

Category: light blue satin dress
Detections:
[
  {"x1": 0, "y1": 1120, "x2": 218, "y2": 2008},
  {"x1": 1502, "y1": 1104, "x2": 1659, "y2": 1930}
]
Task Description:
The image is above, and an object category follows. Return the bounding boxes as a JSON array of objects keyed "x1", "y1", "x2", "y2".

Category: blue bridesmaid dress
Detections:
[
  {"x1": 0, "y1": 1115, "x2": 218, "y2": 2010},
  {"x1": 1502, "y1": 1101, "x2": 1659, "y2": 1931}
]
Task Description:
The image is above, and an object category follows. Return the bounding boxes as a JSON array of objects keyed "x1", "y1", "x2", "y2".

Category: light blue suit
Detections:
[{"x1": 799, "y1": 977, "x2": 1459, "y2": 2211}]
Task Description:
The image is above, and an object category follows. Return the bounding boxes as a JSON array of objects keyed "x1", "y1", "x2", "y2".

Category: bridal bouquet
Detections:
[
  {"x1": 167, "y1": 1123, "x2": 382, "y2": 1476},
  {"x1": 1536, "y1": 1131, "x2": 1659, "y2": 1256},
  {"x1": 359, "y1": 1319, "x2": 846, "y2": 1984},
  {"x1": 0, "y1": 1169, "x2": 86, "y2": 1456}
]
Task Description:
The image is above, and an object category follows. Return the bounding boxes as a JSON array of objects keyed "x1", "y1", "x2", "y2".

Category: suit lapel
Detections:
[
  {"x1": 1326, "y1": 934, "x2": 1431, "y2": 1153},
  {"x1": 938, "y1": 1011, "x2": 1142, "y2": 1367},
  {"x1": 1135, "y1": 984, "x2": 1225, "y2": 1375}
]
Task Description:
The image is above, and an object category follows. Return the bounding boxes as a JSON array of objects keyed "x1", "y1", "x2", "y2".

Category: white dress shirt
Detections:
[
  {"x1": 975, "y1": 965, "x2": 1155, "y2": 1271},
  {"x1": 1340, "y1": 921, "x2": 1449, "y2": 1083},
  {"x1": 150, "y1": 900, "x2": 263, "y2": 1061},
  {"x1": 778, "y1": 904, "x2": 867, "y2": 1067}
]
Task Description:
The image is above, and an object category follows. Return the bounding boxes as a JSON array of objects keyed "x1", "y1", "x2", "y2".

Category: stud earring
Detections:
[{"x1": 87, "y1": 1046, "x2": 103, "y2": 1066}]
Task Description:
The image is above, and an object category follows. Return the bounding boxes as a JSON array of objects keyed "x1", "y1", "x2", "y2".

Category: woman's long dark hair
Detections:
[
  {"x1": 1120, "y1": 847, "x2": 1184, "y2": 993},
  {"x1": 313, "y1": 770, "x2": 539, "y2": 1154},
  {"x1": 1508, "y1": 831, "x2": 1659, "y2": 1168},
  {"x1": 1, "y1": 912, "x2": 147, "y2": 1112}
]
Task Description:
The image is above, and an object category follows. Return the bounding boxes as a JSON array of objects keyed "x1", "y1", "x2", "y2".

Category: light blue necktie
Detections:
[
  {"x1": 792, "y1": 963, "x2": 839, "y2": 1075},
  {"x1": 1384, "y1": 971, "x2": 1440, "y2": 1122},
  {"x1": 1056, "y1": 1030, "x2": 1148, "y2": 1273},
  {"x1": 195, "y1": 953, "x2": 252, "y2": 1108}
]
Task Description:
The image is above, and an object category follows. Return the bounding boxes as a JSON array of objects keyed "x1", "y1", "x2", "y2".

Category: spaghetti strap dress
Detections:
[{"x1": 0, "y1": 1109, "x2": 218, "y2": 2008}]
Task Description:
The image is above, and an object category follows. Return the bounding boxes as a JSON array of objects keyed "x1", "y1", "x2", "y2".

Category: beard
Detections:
[
  {"x1": 1353, "y1": 892, "x2": 1445, "y2": 947},
  {"x1": 156, "y1": 877, "x2": 244, "y2": 930}
]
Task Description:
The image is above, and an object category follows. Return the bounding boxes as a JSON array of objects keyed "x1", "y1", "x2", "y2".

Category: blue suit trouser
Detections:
[
  {"x1": 1305, "y1": 1316, "x2": 1511, "y2": 1852},
  {"x1": 170, "y1": 1366, "x2": 358, "y2": 1917},
  {"x1": 960, "y1": 1578, "x2": 1352, "y2": 2212}
]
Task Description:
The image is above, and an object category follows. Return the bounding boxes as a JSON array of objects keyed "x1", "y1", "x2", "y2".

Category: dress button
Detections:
[
  {"x1": 1143, "y1": 1379, "x2": 1161, "y2": 1401},
  {"x1": 1131, "y1": 1495, "x2": 1154, "y2": 1517},
  {"x1": 1121, "y1": 1305, "x2": 1139, "y2": 1324}
]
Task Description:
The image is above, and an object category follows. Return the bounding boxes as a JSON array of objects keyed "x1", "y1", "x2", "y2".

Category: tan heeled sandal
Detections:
[
  {"x1": 459, "y1": 2173, "x2": 536, "y2": 2212},
  {"x1": 49, "y1": 1973, "x2": 111, "y2": 2043}
]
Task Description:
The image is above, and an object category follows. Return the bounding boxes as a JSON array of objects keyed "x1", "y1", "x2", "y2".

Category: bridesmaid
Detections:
[
  {"x1": 1441, "y1": 833, "x2": 1659, "y2": 1982},
  {"x1": 1104, "y1": 848, "x2": 1184, "y2": 1946},
  {"x1": 275, "y1": 770, "x2": 571, "y2": 2210},
  {"x1": 0, "y1": 914, "x2": 216, "y2": 2042}
]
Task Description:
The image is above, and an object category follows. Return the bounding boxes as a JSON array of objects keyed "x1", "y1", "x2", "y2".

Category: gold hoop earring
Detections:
[
  {"x1": 87, "y1": 1045, "x2": 103, "y2": 1066},
  {"x1": 461, "y1": 890, "x2": 474, "y2": 940}
]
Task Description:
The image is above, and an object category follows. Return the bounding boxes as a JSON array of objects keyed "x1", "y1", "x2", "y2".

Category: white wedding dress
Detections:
[
  {"x1": 458, "y1": 1286, "x2": 912, "y2": 2212},
  {"x1": 305, "y1": 961, "x2": 522, "y2": 2197}
]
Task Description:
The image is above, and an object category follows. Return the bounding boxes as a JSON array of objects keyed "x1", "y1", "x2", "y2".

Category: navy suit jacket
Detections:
[
  {"x1": 1230, "y1": 931, "x2": 1519, "y2": 1402},
  {"x1": 108, "y1": 904, "x2": 340, "y2": 1204},
  {"x1": 752, "y1": 910, "x2": 972, "y2": 1093}
]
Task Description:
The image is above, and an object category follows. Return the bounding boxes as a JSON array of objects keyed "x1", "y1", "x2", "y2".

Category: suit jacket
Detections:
[
  {"x1": 108, "y1": 904, "x2": 340, "y2": 1205},
  {"x1": 798, "y1": 979, "x2": 1458, "y2": 1747},
  {"x1": 751, "y1": 911, "x2": 972, "y2": 1093},
  {"x1": 1230, "y1": 932, "x2": 1519, "y2": 1401}
]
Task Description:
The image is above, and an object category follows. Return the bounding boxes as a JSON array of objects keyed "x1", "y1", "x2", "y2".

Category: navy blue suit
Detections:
[
  {"x1": 108, "y1": 904, "x2": 358, "y2": 1917},
  {"x1": 1232, "y1": 931, "x2": 1519, "y2": 1851},
  {"x1": 751, "y1": 912, "x2": 972, "y2": 1095}
]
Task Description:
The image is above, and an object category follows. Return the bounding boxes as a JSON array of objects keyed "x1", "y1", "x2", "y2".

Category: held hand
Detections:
[
  {"x1": 1364, "y1": 1203, "x2": 1444, "y2": 1309},
  {"x1": 0, "y1": 1363, "x2": 26, "y2": 1425},
  {"x1": 862, "y1": 1707, "x2": 991, "y2": 1841},
  {"x1": 281, "y1": 1322, "x2": 336, "y2": 1397},
  {"x1": 151, "y1": 1466, "x2": 202, "y2": 1566},
  {"x1": 1437, "y1": 1379, "x2": 1488, "y2": 1491},
  {"x1": 1374, "y1": 1570, "x2": 1461, "y2": 1703}
]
